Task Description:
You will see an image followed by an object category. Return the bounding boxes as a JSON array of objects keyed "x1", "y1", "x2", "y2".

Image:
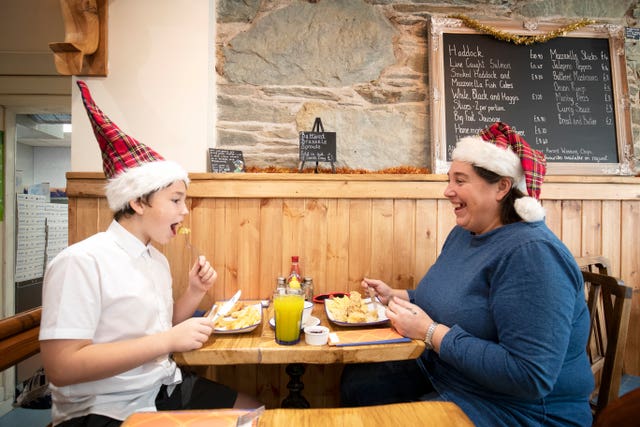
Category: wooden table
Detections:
[
  {"x1": 261, "y1": 401, "x2": 474, "y2": 426},
  {"x1": 174, "y1": 303, "x2": 424, "y2": 365},
  {"x1": 122, "y1": 401, "x2": 474, "y2": 426},
  {"x1": 174, "y1": 303, "x2": 425, "y2": 407}
]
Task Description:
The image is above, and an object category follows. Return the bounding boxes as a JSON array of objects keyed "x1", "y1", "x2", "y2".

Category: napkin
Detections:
[{"x1": 328, "y1": 328, "x2": 411, "y2": 346}]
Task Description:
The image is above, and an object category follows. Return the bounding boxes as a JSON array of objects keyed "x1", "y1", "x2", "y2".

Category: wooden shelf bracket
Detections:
[{"x1": 49, "y1": 0, "x2": 108, "y2": 76}]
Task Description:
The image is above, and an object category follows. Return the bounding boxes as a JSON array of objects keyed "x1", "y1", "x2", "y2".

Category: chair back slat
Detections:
[
  {"x1": 575, "y1": 256, "x2": 610, "y2": 275},
  {"x1": 581, "y1": 270, "x2": 633, "y2": 415}
]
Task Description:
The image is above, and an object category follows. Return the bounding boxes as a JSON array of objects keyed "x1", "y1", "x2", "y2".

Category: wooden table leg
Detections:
[{"x1": 281, "y1": 363, "x2": 310, "y2": 408}]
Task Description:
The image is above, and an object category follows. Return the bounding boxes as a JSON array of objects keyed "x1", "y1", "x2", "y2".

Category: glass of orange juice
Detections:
[{"x1": 274, "y1": 288, "x2": 304, "y2": 345}]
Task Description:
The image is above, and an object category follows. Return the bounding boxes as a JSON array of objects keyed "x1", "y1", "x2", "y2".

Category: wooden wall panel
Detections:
[
  {"x1": 303, "y1": 199, "x2": 329, "y2": 293},
  {"x1": 223, "y1": 199, "x2": 240, "y2": 298},
  {"x1": 601, "y1": 201, "x2": 621, "y2": 278},
  {"x1": 581, "y1": 200, "x2": 602, "y2": 257},
  {"x1": 393, "y1": 200, "x2": 416, "y2": 289},
  {"x1": 414, "y1": 200, "x2": 438, "y2": 284},
  {"x1": 211, "y1": 199, "x2": 229, "y2": 304},
  {"x1": 347, "y1": 200, "x2": 372, "y2": 291},
  {"x1": 370, "y1": 200, "x2": 394, "y2": 284},
  {"x1": 325, "y1": 199, "x2": 350, "y2": 293},
  {"x1": 435, "y1": 199, "x2": 456, "y2": 254},
  {"x1": 259, "y1": 199, "x2": 284, "y2": 299},
  {"x1": 65, "y1": 173, "x2": 640, "y2": 405},
  {"x1": 561, "y1": 200, "x2": 582, "y2": 255},
  {"x1": 542, "y1": 200, "x2": 562, "y2": 238},
  {"x1": 620, "y1": 201, "x2": 640, "y2": 374}
]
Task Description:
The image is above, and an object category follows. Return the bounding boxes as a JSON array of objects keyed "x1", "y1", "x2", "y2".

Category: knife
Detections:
[{"x1": 209, "y1": 289, "x2": 242, "y2": 323}]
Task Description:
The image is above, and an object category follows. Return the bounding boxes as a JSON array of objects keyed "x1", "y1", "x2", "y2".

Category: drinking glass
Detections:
[{"x1": 274, "y1": 288, "x2": 304, "y2": 345}]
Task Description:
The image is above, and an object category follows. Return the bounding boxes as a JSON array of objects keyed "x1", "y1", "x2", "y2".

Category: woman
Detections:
[{"x1": 341, "y1": 122, "x2": 594, "y2": 427}]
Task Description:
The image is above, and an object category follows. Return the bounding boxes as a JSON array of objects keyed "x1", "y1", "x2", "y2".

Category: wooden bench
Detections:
[{"x1": 0, "y1": 307, "x2": 42, "y2": 372}]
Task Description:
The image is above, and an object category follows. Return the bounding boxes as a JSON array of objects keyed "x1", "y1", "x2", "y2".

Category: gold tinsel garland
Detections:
[
  {"x1": 243, "y1": 166, "x2": 430, "y2": 174},
  {"x1": 448, "y1": 14, "x2": 596, "y2": 45}
]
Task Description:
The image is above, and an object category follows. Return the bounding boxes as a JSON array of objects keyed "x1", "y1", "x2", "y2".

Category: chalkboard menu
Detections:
[
  {"x1": 208, "y1": 148, "x2": 245, "y2": 173},
  {"x1": 429, "y1": 18, "x2": 634, "y2": 175}
]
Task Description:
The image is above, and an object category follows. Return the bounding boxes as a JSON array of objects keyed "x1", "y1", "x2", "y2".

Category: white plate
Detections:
[
  {"x1": 269, "y1": 316, "x2": 321, "y2": 330},
  {"x1": 325, "y1": 298, "x2": 389, "y2": 327},
  {"x1": 212, "y1": 302, "x2": 262, "y2": 334}
]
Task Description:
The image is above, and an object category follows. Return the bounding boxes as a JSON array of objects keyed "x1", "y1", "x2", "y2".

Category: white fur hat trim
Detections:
[
  {"x1": 452, "y1": 136, "x2": 524, "y2": 183},
  {"x1": 105, "y1": 160, "x2": 189, "y2": 212},
  {"x1": 514, "y1": 196, "x2": 546, "y2": 223},
  {"x1": 452, "y1": 136, "x2": 545, "y2": 222}
]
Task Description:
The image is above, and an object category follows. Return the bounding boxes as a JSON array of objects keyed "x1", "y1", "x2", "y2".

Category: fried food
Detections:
[
  {"x1": 177, "y1": 224, "x2": 191, "y2": 234},
  {"x1": 326, "y1": 291, "x2": 379, "y2": 323},
  {"x1": 212, "y1": 302, "x2": 261, "y2": 330}
]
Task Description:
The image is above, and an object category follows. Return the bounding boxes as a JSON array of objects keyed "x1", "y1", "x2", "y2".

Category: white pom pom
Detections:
[{"x1": 514, "y1": 197, "x2": 545, "y2": 222}]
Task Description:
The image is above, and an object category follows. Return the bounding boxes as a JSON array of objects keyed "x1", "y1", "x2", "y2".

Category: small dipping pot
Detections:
[
  {"x1": 312, "y1": 292, "x2": 347, "y2": 304},
  {"x1": 304, "y1": 325, "x2": 330, "y2": 346}
]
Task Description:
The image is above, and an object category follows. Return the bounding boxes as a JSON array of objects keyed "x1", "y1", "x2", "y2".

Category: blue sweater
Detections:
[{"x1": 409, "y1": 222, "x2": 593, "y2": 427}]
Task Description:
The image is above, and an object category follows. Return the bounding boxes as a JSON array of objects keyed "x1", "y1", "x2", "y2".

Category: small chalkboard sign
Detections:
[
  {"x1": 625, "y1": 26, "x2": 640, "y2": 40},
  {"x1": 299, "y1": 118, "x2": 337, "y2": 172},
  {"x1": 208, "y1": 148, "x2": 245, "y2": 173}
]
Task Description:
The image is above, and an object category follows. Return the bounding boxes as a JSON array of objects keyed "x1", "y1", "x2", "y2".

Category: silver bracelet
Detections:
[{"x1": 424, "y1": 321, "x2": 439, "y2": 350}]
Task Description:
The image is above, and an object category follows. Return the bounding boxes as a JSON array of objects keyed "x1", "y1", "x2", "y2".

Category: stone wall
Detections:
[{"x1": 216, "y1": 0, "x2": 640, "y2": 174}]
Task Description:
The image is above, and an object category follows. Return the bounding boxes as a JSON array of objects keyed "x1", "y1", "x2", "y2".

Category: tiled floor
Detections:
[
  {"x1": 0, "y1": 408, "x2": 51, "y2": 427},
  {"x1": 620, "y1": 374, "x2": 640, "y2": 397}
]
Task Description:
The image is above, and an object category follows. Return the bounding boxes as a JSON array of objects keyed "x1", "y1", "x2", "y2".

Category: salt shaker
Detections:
[{"x1": 302, "y1": 277, "x2": 314, "y2": 301}]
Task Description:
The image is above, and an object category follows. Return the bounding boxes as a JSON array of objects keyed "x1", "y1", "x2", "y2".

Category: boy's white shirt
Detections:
[{"x1": 40, "y1": 220, "x2": 181, "y2": 424}]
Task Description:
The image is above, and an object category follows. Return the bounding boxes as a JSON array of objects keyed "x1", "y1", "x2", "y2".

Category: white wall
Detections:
[
  {"x1": 15, "y1": 143, "x2": 33, "y2": 191},
  {"x1": 15, "y1": 145, "x2": 69, "y2": 191},
  {"x1": 34, "y1": 146, "x2": 70, "y2": 188},
  {"x1": 71, "y1": 0, "x2": 215, "y2": 173}
]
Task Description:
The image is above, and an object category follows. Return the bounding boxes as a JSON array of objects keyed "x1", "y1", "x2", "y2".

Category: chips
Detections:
[
  {"x1": 212, "y1": 302, "x2": 261, "y2": 330},
  {"x1": 326, "y1": 291, "x2": 379, "y2": 323},
  {"x1": 177, "y1": 224, "x2": 191, "y2": 234}
]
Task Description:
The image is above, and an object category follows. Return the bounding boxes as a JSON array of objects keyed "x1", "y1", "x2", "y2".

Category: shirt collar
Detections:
[{"x1": 108, "y1": 220, "x2": 153, "y2": 258}]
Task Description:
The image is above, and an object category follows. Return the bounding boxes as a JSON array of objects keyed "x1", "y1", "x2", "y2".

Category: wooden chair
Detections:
[
  {"x1": 582, "y1": 270, "x2": 633, "y2": 415},
  {"x1": 592, "y1": 387, "x2": 640, "y2": 427},
  {"x1": 574, "y1": 255, "x2": 610, "y2": 275},
  {"x1": 0, "y1": 307, "x2": 42, "y2": 372},
  {"x1": 575, "y1": 256, "x2": 640, "y2": 398}
]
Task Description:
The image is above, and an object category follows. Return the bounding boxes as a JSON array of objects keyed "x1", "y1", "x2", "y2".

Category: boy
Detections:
[{"x1": 39, "y1": 81, "x2": 260, "y2": 426}]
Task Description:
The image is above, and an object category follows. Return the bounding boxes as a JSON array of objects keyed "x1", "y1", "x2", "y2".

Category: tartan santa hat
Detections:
[
  {"x1": 452, "y1": 121, "x2": 546, "y2": 222},
  {"x1": 76, "y1": 80, "x2": 189, "y2": 212}
]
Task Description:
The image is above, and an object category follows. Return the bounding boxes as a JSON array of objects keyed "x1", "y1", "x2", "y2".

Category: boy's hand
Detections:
[
  {"x1": 167, "y1": 317, "x2": 213, "y2": 352},
  {"x1": 189, "y1": 255, "x2": 217, "y2": 293}
]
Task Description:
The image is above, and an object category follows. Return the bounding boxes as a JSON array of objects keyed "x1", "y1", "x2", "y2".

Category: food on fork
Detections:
[
  {"x1": 177, "y1": 224, "x2": 191, "y2": 234},
  {"x1": 326, "y1": 291, "x2": 379, "y2": 323}
]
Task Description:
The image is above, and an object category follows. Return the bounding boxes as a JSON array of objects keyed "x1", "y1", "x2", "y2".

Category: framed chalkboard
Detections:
[
  {"x1": 208, "y1": 148, "x2": 245, "y2": 173},
  {"x1": 429, "y1": 16, "x2": 634, "y2": 175}
]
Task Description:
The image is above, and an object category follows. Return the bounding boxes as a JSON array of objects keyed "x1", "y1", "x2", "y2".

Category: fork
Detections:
[
  {"x1": 183, "y1": 234, "x2": 203, "y2": 259},
  {"x1": 368, "y1": 287, "x2": 378, "y2": 311},
  {"x1": 178, "y1": 226, "x2": 203, "y2": 259}
]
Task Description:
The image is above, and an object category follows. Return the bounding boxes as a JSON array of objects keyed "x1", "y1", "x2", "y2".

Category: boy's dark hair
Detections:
[
  {"x1": 113, "y1": 192, "x2": 153, "y2": 221},
  {"x1": 473, "y1": 165, "x2": 525, "y2": 225},
  {"x1": 112, "y1": 181, "x2": 182, "y2": 220}
]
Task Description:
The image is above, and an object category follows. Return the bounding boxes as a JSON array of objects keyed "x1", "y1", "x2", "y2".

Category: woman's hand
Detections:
[
  {"x1": 188, "y1": 255, "x2": 217, "y2": 294},
  {"x1": 361, "y1": 278, "x2": 393, "y2": 305},
  {"x1": 386, "y1": 297, "x2": 432, "y2": 341}
]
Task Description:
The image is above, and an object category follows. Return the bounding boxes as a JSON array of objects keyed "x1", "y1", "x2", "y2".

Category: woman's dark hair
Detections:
[
  {"x1": 473, "y1": 165, "x2": 526, "y2": 225},
  {"x1": 113, "y1": 193, "x2": 154, "y2": 221}
]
